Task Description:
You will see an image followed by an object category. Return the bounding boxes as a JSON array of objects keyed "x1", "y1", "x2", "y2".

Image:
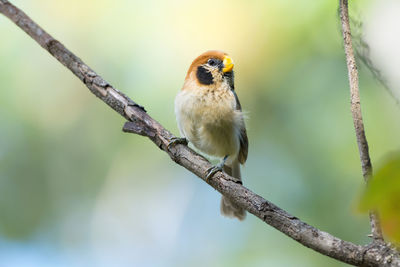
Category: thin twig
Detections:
[
  {"x1": 0, "y1": 0, "x2": 397, "y2": 265},
  {"x1": 339, "y1": 0, "x2": 383, "y2": 241}
]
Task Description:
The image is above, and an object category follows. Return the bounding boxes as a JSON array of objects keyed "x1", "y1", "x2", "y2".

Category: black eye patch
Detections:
[{"x1": 196, "y1": 66, "x2": 213, "y2": 85}]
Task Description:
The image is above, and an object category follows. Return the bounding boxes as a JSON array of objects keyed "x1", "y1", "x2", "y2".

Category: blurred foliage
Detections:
[
  {"x1": 359, "y1": 154, "x2": 400, "y2": 245},
  {"x1": 0, "y1": 0, "x2": 399, "y2": 266}
]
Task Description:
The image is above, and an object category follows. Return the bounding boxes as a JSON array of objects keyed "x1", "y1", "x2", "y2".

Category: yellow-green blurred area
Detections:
[
  {"x1": 1, "y1": 0, "x2": 399, "y2": 266},
  {"x1": 360, "y1": 154, "x2": 400, "y2": 246}
]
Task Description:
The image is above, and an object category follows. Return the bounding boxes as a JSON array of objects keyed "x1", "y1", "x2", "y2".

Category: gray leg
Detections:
[{"x1": 206, "y1": 155, "x2": 228, "y2": 182}]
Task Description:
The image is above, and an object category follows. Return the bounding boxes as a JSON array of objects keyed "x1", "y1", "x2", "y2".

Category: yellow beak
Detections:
[{"x1": 222, "y1": 56, "x2": 234, "y2": 73}]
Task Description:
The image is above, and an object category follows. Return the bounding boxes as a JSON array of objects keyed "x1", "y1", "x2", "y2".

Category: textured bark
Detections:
[
  {"x1": 339, "y1": 0, "x2": 383, "y2": 241},
  {"x1": 0, "y1": 0, "x2": 398, "y2": 265}
]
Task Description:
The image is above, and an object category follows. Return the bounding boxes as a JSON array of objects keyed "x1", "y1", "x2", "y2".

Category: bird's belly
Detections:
[
  {"x1": 176, "y1": 91, "x2": 241, "y2": 158},
  {"x1": 193, "y1": 119, "x2": 239, "y2": 158}
]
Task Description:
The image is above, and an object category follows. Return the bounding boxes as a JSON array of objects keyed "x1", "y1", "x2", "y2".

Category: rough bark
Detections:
[{"x1": 0, "y1": 0, "x2": 398, "y2": 265}]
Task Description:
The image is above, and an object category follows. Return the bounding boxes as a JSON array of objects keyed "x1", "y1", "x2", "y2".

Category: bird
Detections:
[{"x1": 173, "y1": 50, "x2": 248, "y2": 220}]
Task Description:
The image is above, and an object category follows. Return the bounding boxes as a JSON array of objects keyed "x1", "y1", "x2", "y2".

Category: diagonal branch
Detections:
[
  {"x1": 339, "y1": 0, "x2": 383, "y2": 241},
  {"x1": 0, "y1": 0, "x2": 398, "y2": 265}
]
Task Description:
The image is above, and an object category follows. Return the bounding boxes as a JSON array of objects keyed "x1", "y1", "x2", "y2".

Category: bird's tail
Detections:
[{"x1": 221, "y1": 158, "x2": 246, "y2": 221}]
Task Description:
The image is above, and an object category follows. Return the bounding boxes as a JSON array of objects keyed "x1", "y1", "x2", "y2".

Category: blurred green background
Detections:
[{"x1": 1, "y1": 0, "x2": 399, "y2": 266}]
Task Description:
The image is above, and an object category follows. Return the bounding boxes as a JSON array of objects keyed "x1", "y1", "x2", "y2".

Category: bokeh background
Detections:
[{"x1": 1, "y1": 0, "x2": 399, "y2": 266}]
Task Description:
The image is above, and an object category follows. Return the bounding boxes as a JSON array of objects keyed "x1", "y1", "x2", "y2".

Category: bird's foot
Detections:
[
  {"x1": 167, "y1": 137, "x2": 188, "y2": 150},
  {"x1": 205, "y1": 162, "x2": 224, "y2": 183},
  {"x1": 205, "y1": 155, "x2": 228, "y2": 183}
]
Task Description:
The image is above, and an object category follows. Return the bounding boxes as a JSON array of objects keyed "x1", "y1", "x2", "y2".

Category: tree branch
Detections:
[
  {"x1": 0, "y1": 0, "x2": 398, "y2": 265},
  {"x1": 339, "y1": 0, "x2": 383, "y2": 241}
]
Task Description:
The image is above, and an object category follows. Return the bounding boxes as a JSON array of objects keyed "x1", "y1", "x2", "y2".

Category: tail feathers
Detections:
[
  {"x1": 220, "y1": 159, "x2": 246, "y2": 221},
  {"x1": 220, "y1": 196, "x2": 246, "y2": 221}
]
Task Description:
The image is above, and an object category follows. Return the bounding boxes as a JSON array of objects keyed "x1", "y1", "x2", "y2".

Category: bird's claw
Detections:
[
  {"x1": 167, "y1": 137, "x2": 188, "y2": 150},
  {"x1": 205, "y1": 163, "x2": 224, "y2": 183}
]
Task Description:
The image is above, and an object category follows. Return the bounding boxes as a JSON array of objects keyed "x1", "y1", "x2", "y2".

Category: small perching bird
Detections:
[{"x1": 173, "y1": 50, "x2": 248, "y2": 220}]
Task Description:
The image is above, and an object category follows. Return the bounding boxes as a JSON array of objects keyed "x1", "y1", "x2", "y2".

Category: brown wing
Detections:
[{"x1": 232, "y1": 90, "x2": 248, "y2": 164}]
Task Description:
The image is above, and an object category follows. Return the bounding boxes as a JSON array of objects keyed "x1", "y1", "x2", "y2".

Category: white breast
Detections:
[{"x1": 175, "y1": 80, "x2": 244, "y2": 160}]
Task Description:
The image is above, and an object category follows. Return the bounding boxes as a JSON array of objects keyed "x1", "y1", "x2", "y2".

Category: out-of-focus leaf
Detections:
[{"x1": 359, "y1": 154, "x2": 400, "y2": 244}]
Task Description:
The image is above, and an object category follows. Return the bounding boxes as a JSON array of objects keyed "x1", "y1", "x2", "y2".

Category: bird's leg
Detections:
[
  {"x1": 167, "y1": 137, "x2": 188, "y2": 149},
  {"x1": 206, "y1": 155, "x2": 228, "y2": 182}
]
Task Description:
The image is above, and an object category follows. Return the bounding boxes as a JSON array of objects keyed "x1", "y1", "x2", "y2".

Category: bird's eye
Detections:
[{"x1": 208, "y1": 58, "x2": 217, "y2": 66}]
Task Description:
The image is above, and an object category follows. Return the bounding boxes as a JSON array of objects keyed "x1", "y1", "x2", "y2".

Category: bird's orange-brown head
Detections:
[{"x1": 185, "y1": 50, "x2": 234, "y2": 86}]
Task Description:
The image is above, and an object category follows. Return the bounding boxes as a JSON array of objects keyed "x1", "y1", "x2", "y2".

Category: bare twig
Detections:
[
  {"x1": 339, "y1": 0, "x2": 383, "y2": 241},
  {"x1": 0, "y1": 0, "x2": 398, "y2": 265}
]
